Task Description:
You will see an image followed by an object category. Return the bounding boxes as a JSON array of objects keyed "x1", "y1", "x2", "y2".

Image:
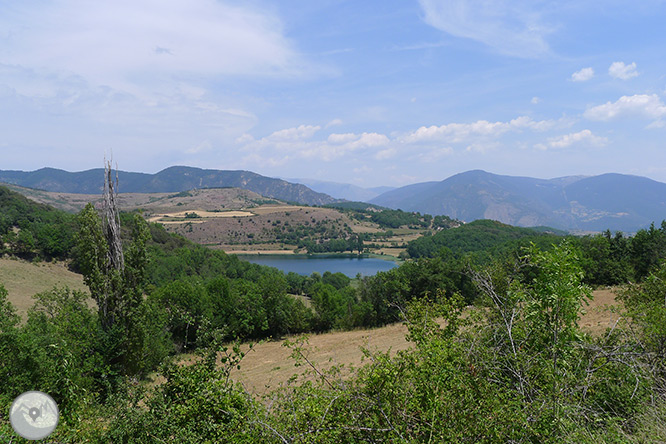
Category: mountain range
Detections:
[
  {"x1": 370, "y1": 170, "x2": 666, "y2": 232},
  {"x1": 0, "y1": 166, "x2": 336, "y2": 206},
  {"x1": 3, "y1": 166, "x2": 666, "y2": 232}
]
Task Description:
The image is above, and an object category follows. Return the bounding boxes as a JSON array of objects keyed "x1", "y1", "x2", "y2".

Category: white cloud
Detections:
[
  {"x1": 328, "y1": 133, "x2": 359, "y2": 144},
  {"x1": 268, "y1": 125, "x2": 321, "y2": 142},
  {"x1": 418, "y1": 0, "x2": 552, "y2": 57},
  {"x1": 466, "y1": 142, "x2": 499, "y2": 153},
  {"x1": 235, "y1": 134, "x2": 255, "y2": 144},
  {"x1": 375, "y1": 148, "x2": 397, "y2": 160},
  {"x1": 571, "y1": 67, "x2": 594, "y2": 82},
  {"x1": 238, "y1": 127, "x2": 390, "y2": 162},
  {"x1": 531, "y1": 96, "x2": 541, "y2": 104},
  {"x1": 538, "y1": 129, "x2": 607, "y2": 150},
  {"x1": 608, "y1": 62, "x2": 639, "y2": 80},
  {"x1": 0, "y1": 0, "x2": 305, "y2": 94},
  {"x1": 0, "y1": 0, "x2": 304, "y2": 171},
  {"x1": 584, "y1": 94, "x2": 666, "y2": 121},
  {"x1": 352, "y1": 133, "x2": 391, "y2": 148},
  {"x1": 403, "y1": 116, "x2": 556, "y2": 143}
]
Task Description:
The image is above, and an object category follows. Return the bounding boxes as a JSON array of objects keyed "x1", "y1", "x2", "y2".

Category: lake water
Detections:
[{"x1": 236, "y1": 255, "x2": 399, "y2": 278}]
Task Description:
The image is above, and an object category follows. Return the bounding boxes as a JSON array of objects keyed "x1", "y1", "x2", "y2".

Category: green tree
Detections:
[
  {"x1": 0, "y1": 284, "x2": 19, "y2": 332},
  {"x1": 75, "y1": 165, "x2": 167, "y2": 376},
  {"x1": 619, "y1": 261, "x2": 666, "y2": 391},
  {"x1": 14, "y1": 228, "x2": 36, "y2": 256},
  {"x1": 630, "y1": 222, "x2": 666, "y2": 280}
]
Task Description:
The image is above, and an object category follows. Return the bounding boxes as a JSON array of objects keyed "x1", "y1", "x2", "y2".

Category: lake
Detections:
[{"x1": 236, "y1": 254, "x2": 399, "y2": 278}]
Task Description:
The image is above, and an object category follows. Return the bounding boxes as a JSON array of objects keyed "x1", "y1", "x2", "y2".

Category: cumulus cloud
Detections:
[
  {"x1": 268, "y1": 125, "x2": 321, "y2": 142},
  {"x1": 402, "y1": 116, "x2": 556, "y2": 143},
  {"x1": 328, "y1": 133, "x2": 359, "y2": 144},
  {"x1": 571, "y1": 67, "x2": 594, "y2": 82},
  {"x1": 418, "y1": 0, "x2": 552, "y2": 57},
  {"x1": 302, "y1": 133, "x2": 390, "y2": 161},
  {"x1": 584, "y1": 94, "x2": 666, "y2": 121},
  {"x1": 536, "y1": 129, "x2": 607, "y2": 150},
  {"x1": 238, "y1": 127, "x2": 390, "y2": 162},
  {"x1": 608, "y1": 62, "x2": 639, "y2": 80}
]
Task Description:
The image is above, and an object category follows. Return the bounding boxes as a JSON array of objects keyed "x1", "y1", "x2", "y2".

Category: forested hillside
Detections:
[
  {"x1": 1, "y1": 183, "x2": 666, "y2": 442},
  {"x1": 405, "y1": 219, "x2": 564, "y2": 259}
]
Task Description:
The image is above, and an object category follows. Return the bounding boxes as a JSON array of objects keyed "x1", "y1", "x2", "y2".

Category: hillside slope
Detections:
[
  {"x1": 371, "y1": 170, "x2": 666, "y2": 232},
  {"x1": 0, "y1": 166, "x2": 337, "y2": 206}
]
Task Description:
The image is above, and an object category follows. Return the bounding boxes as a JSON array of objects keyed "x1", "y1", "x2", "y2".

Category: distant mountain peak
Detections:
[{"x1": 370, "y1": 170, "x2": 666, "y2": 232}]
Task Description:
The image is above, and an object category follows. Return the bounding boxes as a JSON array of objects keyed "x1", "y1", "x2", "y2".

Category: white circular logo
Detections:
[{"x1": 10, "y1": 391, "x2": 59, "y2": 440}]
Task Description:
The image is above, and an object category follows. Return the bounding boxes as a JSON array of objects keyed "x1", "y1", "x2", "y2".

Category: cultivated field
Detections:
[{"x1": 8, "y1": 185, "x2": 427, "y2": 258}]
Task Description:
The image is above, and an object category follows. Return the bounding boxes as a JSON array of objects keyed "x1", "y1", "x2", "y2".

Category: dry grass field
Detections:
[
  {"x1": 0, "y1": 258, "x2": 90, "y2": 318},
  {"x1": 230, "y1": 322, "x2": 412, "y2": 396},
  {"x1": 228, "y1": 288, "x2": 623, "y2": 396},
  {"x1": 0, "y1": 258, "x2": 625, "y2": 397},
  {"x1": 579, "y1": 287, "x2": 623, "y2": 335}
]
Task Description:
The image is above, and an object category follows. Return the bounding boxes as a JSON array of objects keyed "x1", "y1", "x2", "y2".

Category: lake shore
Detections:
[{"x1": 234, "y1": 253, "x2": 400, "y2": 277}]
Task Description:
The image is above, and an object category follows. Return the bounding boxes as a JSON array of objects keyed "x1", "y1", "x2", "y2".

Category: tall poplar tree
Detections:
[{"x1": 76, "y1": 162, "x2": 158, "y2": 376}]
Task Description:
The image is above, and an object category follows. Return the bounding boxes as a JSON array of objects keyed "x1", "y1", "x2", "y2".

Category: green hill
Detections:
[{"x1": 406, "y1": 219, "x2": 564, "y2": 259}]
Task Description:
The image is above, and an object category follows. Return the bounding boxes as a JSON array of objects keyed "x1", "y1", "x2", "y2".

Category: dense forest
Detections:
[{"x1": 1, "y1": 183, "x2": 666, "y2": 442}]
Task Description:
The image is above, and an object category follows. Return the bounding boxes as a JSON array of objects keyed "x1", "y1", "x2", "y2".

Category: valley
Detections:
[{"x1": 3, "y1": 184, "x2": 443, "y2": 258}]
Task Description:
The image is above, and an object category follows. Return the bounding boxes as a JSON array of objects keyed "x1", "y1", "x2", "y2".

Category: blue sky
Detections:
[{"x1": 1, "y1": 0, "x2": 666, "y2": 187}]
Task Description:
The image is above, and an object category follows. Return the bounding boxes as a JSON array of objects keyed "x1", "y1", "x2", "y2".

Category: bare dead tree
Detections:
[{"x1": 103, "y1": 160, "x2": 124, "y2": 273}]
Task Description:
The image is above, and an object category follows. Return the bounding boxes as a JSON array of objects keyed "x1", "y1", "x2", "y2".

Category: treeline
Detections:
[
  {"x1": 405, "y1": 217, "x2": 666, "y2": 288},
  {"x1": 0, "y1": 186, "x2": 77, "y2": 259},
  {"x1": 326, "y1": 203, "x2": 458, "y2": 229},
  {"x1": 296, "y1": 235, "x2": 364, "y2": 254},
  {"x1": 405, "y1": 219, "x2": 563, "y2": 260}
]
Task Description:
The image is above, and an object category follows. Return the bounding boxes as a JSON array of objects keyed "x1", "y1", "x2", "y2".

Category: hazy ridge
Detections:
[{"x1": 370, "y1": 170, "x2": 666, "y2": 232}]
